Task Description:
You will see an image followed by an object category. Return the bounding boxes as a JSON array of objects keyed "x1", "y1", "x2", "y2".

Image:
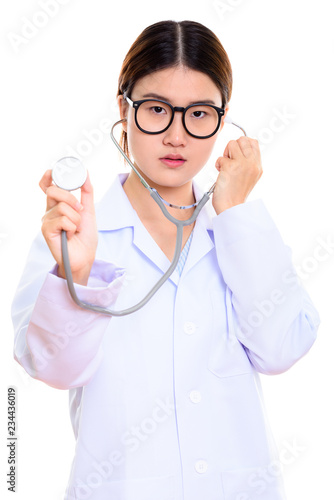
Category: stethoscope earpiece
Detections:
[
  {"x1": 224, "y1": 115, "x2": 247, "y2": 136},
  {"x1": 57, "y1": 115, "x2": 247, "y2": 317}
]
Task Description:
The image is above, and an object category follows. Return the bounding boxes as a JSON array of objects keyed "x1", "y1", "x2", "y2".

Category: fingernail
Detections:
[{"x1": 76, "y1": 202, "x2": 84, "y2": 211}]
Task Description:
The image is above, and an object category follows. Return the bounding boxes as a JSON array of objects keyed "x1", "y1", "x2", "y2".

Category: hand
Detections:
[
  {"x1": 39, "y1": 170, "x2": 98, "y2": 285},
  {"x1": 212, "y1": 136, "x2": 263, "y2": 214}
]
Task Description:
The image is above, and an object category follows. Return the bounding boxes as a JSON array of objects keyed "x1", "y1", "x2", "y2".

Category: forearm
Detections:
[
  {"x1": 213, "y1": 199, "x2": 320, "y2": 373},
  {"x1": 12, "y1": 231, "x2": 124, "y2": 389}
]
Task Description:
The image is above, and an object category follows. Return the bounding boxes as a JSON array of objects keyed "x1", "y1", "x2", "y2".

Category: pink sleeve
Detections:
[{"x1": 25, "y1": 261, "x2": 124, "y2": 389}]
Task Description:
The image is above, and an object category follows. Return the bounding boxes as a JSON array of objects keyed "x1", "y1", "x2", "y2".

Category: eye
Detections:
[
  {"x1": 191, "y1": 110, "x2": 206, "y2": 119},
  {"x1": 151, "y1": 106, "x2": 167, "y2": 115}
]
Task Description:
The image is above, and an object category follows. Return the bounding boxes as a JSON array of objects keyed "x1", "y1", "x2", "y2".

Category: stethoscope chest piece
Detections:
[
  {"x1": 52, "y1": 156, "x2": 87, "y2": 191},
  {"x1": 57, "y1": 117, "x2": 247, "y2": 316}
]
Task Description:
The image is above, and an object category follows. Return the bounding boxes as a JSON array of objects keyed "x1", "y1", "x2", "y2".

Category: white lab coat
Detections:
[{"x1": 12, "y1": 174, "x2": 320, "y2": 500}]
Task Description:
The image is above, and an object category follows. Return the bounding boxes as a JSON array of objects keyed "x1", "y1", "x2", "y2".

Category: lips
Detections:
[{"x1": 160, "y1": 154, "x2": 186, "y2": 168}]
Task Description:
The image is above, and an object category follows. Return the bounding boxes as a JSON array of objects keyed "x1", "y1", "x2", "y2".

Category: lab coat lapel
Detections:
[
  {"x1": 131, "y1": 182, "x2": 216, "y2": 283},
  {"x1": 95, "y1": 174, "x2": 215, "y2": 286},
  {"x1": 96, "y1": 174, "x2": 180, "y2": 284},
  {"x1": 181, "y1": 203, "x2": 215, "y2": 277},
  {"x1": 131, "y1": 210, "x2": 174, "y2": 279}
]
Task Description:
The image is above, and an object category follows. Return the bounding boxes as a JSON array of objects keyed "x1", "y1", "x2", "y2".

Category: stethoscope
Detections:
[{"x1": 52, "y1": 116, "x2": 247, "y2": 316}]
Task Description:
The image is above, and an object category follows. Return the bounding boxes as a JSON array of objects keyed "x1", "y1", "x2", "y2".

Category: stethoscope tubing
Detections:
[
  {"x1": 61, "y1": 117, "x2": 246, "y2": 316},
  {"x1": 61, "y1": 191, "x2": 210, "y2": 316}
]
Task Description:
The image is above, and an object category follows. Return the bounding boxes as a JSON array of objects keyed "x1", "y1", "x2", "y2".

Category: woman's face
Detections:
[{"x1": 118, "y1": 65, "x2": 227, "y2": 190}]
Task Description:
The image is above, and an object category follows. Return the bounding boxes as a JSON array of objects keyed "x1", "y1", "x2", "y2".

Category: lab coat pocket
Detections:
[
  {"x1": 221, "y1": 467, "x2": 285, "y2": 500},
  {"x1": 208, "y1": 289, "x2": 253, "y2": 378},
  {"x1": 72, "y1": 474, "x2": 175, "y2": 500}
]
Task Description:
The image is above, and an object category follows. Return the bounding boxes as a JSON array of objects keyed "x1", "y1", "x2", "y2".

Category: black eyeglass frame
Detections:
[{"x1": 124, "y1": 94, "x2": 225, "y2": 139}]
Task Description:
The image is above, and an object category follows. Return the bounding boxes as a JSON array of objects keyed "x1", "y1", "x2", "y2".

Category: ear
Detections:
[
  {"x1": 219, "y1": 105, "x2": 229, "y2": 132},
  {"x1": 117, "y1": 94, "x2": 129, "y2": 132}
]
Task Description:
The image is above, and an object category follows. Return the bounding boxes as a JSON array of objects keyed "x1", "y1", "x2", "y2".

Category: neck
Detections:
[{"x1": 123, "y1": 170, "x2": 196, "y2": 222}]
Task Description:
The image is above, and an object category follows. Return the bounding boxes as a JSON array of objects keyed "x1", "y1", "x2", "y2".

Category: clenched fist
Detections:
[{"x1": 212, "y1": 136, "x2": 263, "y2": 214}]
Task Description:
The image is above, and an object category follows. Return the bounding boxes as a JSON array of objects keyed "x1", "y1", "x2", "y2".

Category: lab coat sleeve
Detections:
[
  {"x1": 212, "y1": 199, "x2": 320, "y2": 375},
  {"x1": 11, "y1": 231, "x2": 125, "y2": 390}
]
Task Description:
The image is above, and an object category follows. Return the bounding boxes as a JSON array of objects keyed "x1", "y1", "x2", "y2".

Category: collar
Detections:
[
  {"x1": 95, "y1": 174, "x2": 215, "y2": 284},
  {"x1": 95, "y1": 173, "x2": 215, "y2": 232}
]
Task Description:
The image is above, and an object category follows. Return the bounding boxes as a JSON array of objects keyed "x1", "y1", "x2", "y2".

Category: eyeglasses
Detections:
[{"x1": 124, "y1": 95, "x2": 225, "y2": 139}]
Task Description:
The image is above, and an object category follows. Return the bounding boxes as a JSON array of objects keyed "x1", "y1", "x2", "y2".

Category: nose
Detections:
[{"x1": 162, "y1": 111, "x2": 187, "y2": 147}]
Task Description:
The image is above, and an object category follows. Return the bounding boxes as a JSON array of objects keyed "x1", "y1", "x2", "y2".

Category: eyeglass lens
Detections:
[{"x1": 136, "y1": 100, "x2": 220, "y2": 137}]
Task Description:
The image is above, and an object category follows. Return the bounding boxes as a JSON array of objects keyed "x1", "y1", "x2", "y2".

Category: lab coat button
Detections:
[
  {"x1": 195, "y1": 460, "x2": 208, "y2": 474},
  {"x1": 189, "y1": 390, "x2": 202, "y2": 403},
  {"x1": 183, "y1": 321, "x2": 196, "y2": 335}
]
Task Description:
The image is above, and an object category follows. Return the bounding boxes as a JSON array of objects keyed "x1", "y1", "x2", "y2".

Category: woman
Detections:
[{"x1": 12, "y1": 20, "x2": 319, "y2": 500}]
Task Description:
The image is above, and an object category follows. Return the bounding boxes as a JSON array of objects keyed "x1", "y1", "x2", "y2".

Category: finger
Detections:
[
  {"x1": 248, "y1": 138, "x2": 262, "y2": 164},
  {"x1": 241, "y1": 137, "x2": 263, "y2": 175},
  {"x1": 222, "y1": 140, "x2": 243, "y2": 160},
  {"x1": 236, "y1": 136, "x2": 256, "y2": 158},
  {"x1": 39, "y1": 170, "x2": 53, "y2": 194},
  {"x1": 45, "y1": 185, "x2": 84, "y2": 212},
  {"x1": 215, "y1": 155, "x2": 234, "y2": 171},
  {"x1": 79, "y1": 172, "x2": 95, "y2": 215},
  {"x1": 42, "y1": 215, "x2": 78, "y2": 241},
  {"x1": 43, "y1": 201, "x2": 82, "y2": 229}
]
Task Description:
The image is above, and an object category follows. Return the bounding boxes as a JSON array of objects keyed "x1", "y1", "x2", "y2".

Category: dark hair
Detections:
[{"x1": 117, "y1": 20, "x2": 233, "y2": 156}]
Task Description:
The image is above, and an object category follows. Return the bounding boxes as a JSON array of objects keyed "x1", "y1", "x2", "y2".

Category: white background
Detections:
[{"x1": 0, "y1": 0, "x2": 333, "y2": 498}]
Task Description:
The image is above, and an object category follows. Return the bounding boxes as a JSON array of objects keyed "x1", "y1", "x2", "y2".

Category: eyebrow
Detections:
[{"x1": 141, "y1": 93, "x2": 217, "y2": 106}]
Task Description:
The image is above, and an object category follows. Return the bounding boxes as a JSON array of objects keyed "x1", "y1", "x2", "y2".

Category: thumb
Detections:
[
  {"x1": 215, "y1": 155, "x2": 232, "y2": 171},
  {"x1": 80, "y1": 172, "x2": 95, "y2": 214}
]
